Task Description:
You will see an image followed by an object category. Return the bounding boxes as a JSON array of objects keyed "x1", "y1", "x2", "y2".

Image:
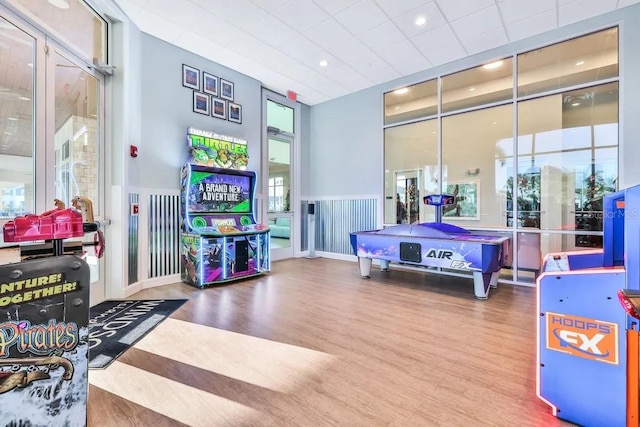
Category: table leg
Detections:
[
  {"x1": 473, "y1": 272, "x2": 497, "y2": 299},
  {"x1": 380, "y1": 259, "x2": 390, "y2": 272},
  {"x1": 358, "y1": 257, "x2": 372, "y2": 278}
]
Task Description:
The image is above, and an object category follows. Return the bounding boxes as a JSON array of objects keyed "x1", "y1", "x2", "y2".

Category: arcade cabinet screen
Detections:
[{"x1": 189, "y1": 171, "x2": 251, "y2": 213}]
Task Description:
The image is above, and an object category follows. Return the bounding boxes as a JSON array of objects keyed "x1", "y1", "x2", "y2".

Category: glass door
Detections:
[
  {"x1": 50, "y1": 47, "x2": 105, "y2": 306},
  {"x1": 267, "y1": 132, "x2": 294, "y2": 260}
]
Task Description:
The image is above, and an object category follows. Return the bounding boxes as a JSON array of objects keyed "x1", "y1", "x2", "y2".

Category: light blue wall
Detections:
[
  {"x1": 135, "y1": 34, "x2": 262, "y2": 190},
  {"x1": 308, "y1": 4, "x2": 640, "y2": 198},
  {"x1": 300, "y1": 103, "x2": 311, "y2": 197}
]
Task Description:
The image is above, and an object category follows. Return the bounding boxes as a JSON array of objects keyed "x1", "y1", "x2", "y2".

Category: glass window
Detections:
[
  {"x1": 384, "y1": 120, "x2": 438, "y2": 224},
  {"x1": 515, "y1": 82, "x2": 618, "y2": 233},
  {"x1": 268, "y1": 138, "x2": 290, "y2": 213},
  {"x1": 54, "y1": 52, "x2": 101, "y2": 214},
  {"x1": 267, "y1": 100, "x2": 294, "y2": 133},
  {"x1": 441, "y1": 104, "x2": 514, "y2": 228},
  {"x1": 516, "y1": 231, "x2": 603, "y2": 283},
  {"x1": 441, "y1": 58, "x2": 513, "y2": 113},
  {"x1": 0, "y1": 17, "x2": 35, "y2": 220},
  {"x1": 6, "y1": 0, "x2": 107, "y2": 63},
  {"x1": 518, "y1": 28, "x2": 618, "y2": 97},
  {"x1": 384, "y1": 80, "x2": 437, "y2": 125}
]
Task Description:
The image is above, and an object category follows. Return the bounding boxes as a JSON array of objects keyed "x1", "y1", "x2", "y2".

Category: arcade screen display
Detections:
[{"x1": 188, "y1": 171, "x2": 251, "y2": 213}]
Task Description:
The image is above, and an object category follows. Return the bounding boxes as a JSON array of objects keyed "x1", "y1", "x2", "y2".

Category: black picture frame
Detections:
[
  {"x1": 220, "y1": 78, "x2": 234, "y2": 102},
  {"x1": 212, "y1": 98, "x2": 226, "y2": 119},
  {"x1": 228, "y1": 102, "x2": 242, "y2": 124},
  {"x1": 182, "y1": 64, "x2": 200, "y2": 90},
  {"x1": 203, "y1": 72, "x2": 218, "y2": 96},
  {"x1": 193, "y1": 92, "x2": 210, "y2": 115}
]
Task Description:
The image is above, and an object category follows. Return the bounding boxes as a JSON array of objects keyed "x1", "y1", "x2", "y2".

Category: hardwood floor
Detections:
[{"x1": 87, "y1": 258, "x2": 573, "y2": 426}]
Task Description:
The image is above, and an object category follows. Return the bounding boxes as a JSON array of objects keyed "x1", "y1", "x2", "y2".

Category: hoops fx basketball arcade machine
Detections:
[
  {"x1": 180, "y1": 128, "x2": 270, "y2": 287},
  {"x1": 536, "y1": 183, "x2": 640, "y2": 426}
]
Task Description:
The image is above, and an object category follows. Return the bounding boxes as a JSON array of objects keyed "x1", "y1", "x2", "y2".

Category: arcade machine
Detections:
[
  {"x1": 350, "y1": 194, "x2": 511, "y2": 299},
  {"x1": 0, "y1": 197, "x2": 103, "y2": 425},
  {"x1": 536, "y1": 183, "x2": 640, "y2": 427},
  {"x1": 180, "y1": 127, "x2": 269, "y2": 287}
]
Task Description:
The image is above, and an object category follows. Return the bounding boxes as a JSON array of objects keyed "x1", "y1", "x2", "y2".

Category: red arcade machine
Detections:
[{"x1": 180, "y1": 128, "x2": 270, "y2": 287}]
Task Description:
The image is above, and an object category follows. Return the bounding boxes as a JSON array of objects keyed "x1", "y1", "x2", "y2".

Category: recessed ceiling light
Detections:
[
  {"x1": 415, "y1": 15, "x2": 427, "y2": 27},
  {"x1": 572, "y1": 102, "x2": 580, "y2": 107},
  {"x1": 394, "y1": 106, "x2": 400, "y2": 110},
  {"x1": 7, "y1": 117, "x2": 18, "y2": 121},
  {"x1": 48, "y1": 0, "x2": 70, "y2": 9},
  {"x1": 393, "y1": 88, "x2": 409, "y2": 95},
  {"x1": 492, "y1": 121, "x2": 497, "y2": 125},
  {"x1": 18, "y1": 96, "x2": 30, "y2": 101},
  {"x1": 319, "y1": 60, "x2": 328, "y2": 67},
  {"x1": 575, "y1": 61, "x2": 585, "y2": 66},
  {"x1": 469, "y1": 87, "x2": 476, "y2": 91},
  {"x1": 483, "y1": 60, "x2": 503, "y2": 70}
]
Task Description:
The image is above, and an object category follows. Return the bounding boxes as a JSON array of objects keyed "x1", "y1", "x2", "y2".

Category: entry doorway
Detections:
[{"x1": 267, "y1": 132, "x2": 294, "y2": 259}]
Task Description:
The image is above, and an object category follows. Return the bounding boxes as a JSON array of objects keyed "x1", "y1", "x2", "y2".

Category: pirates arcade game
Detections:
[
  {"x1": 350, "y1": 194, "x2": 511, "y2": 299},
  {"x1": 536, "y1": 183, "x2": 640, "y2": 426},
  {"x1": 180, "y1": 128, "x2": 269, "y2": 287}
]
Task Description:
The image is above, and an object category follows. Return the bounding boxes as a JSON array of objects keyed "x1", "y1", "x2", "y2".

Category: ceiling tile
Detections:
[
  {"x1": 173, "y1": 32, "x2": 223, "y2": 61},
  {"x1": 278, "y1": 62, "x2": 317, "y2": 81},
  {"x1": 412, "y1": 24, "x2": 464, "y2": 57},
  {"x1": 559, "y1": 0, "x2": 617, "y2": 26},
  {"x1": 375, "y1": 0, "x2": 433, "y2": 19},
  {"x1": 451, "y1": 5, "x2": 503, "y2": 40},
  {"x1": 301, "y1": 51, "x2": 344, "y2": 71},
  {"x1": 134, "y1": 11, "x2": 184, "y2": 43},
  {"x1": 329, "y1": 37, "x2": 374, "y2": 62},
  {"x1": 279, "y1": 36, "x2": 324, "y2": 62},
  {"x1": 199, "y1": 0, "x2": 270, "y2": 32},
  {"x1": 422, "y1": 41, "x2": 467, "y2": 67},
  {"x1": 305, "y1": 19, "x2": 353, "y2": 50},
  {"x1": 378, "y1": 40, "x2": 432, "y2": 75},
  {"x1": 435, "y1": 0, "x2": 496, "y2": 22},
  {"x1": 115, "y1": 0, "x2": 146, "y2": 20},
  {"x1": 358, "y1": 22, "x2": 407, "y2": 51},
  {"x1": 190, "y1": 13, "x2": 242, "y2": 46},
  {"x1": 334, "y1": 0, "x2": 389, "y2": 35},
  {"x1": 342, "y1": 51, "x2": 397, "y2": 81},
  {"x1": 392, "y1": 2, "x2": 447, "y2": 38},
  {"x1": 506, "y1": 9, "x2": 556, "y2": 42},
  {"x1": 461, "y1": 27, "x2": 508, "y2": 55},
  {"x1": 246, "y1": 15, "x2": 299, "y2": 47},
  {"x1": 498, "y1": 0, "x2": 556, "y2": 24},
  {"x1": 311, "y1": 0, "x2": 360, "y2": 15},
  {"x1": 275, "y1": 0, "x2": 330, "y2": 32},
  {"x1": 303, "y1": 73, "x2": 349, "y2": 96},
  {"x1": 143, "y1": 0, "x2": 207, "y2": 27},
  {"x1": 250, "y1": 0, "x2": 289, "y2": 11},
  {"x1": 322, "y1": 64, "x2": 373, "y2": 91},
  {"x1": 618, "y1": 0, "x2": 640, "y2": 8},
  {"x1": 367, "y1": 65, "x2": 402, "y2": 84}
]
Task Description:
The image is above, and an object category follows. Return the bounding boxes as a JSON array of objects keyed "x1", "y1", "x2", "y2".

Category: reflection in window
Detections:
[
  {"x1": 384, "y1": 120, "x2": 438, "y2": 224},
  {"x1": 442, "y1": 104, "x2": 514, "y2": 228},
  {"x1": 442, "y1": 58, "x2": 513, "y2": 113},
  {"x1": 267, "y1": 100, "x2": 294, "y2": 133},
  {"x1": 514, "y1": 82, "x2": 618, "y2": 246},
  {"x1": 384, "y1": 80, "x2": 437, "y2": 125},
  {"x1": 518, "y1": 27, "x2": 618, "y2": 97},
  {"x1": 6, "y1": 0, "x2": 108, "y2": 63},
  {"x1": 268, "y1": 177, "x2": 285, "y2": 212},
  {"x1": 0, "y1": 17, "x2": 35, "y2": 220}
]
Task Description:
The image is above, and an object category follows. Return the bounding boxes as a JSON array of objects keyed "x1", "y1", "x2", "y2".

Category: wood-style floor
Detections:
[{"x1": 87, "y1": 258, "x2": 573, "y2": 427}]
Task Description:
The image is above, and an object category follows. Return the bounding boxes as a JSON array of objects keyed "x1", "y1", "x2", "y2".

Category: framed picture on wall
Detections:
[
  {"x1": 193, "y1": 92, "x2": 210, "y2": 115},
  {"x1": 203, "y1": 72, "x2": 218, "y2": 96},
  {"x1": 443, "y1": 182, "x2": 479, "y2": 220},
  {"x1": 220, "y1": 79, "x2": 234, "y2": 101},
  {"x1": 182, "y1": 64, "x2": 200, "y2": 90},
  {"x1": 212, "y1": 98, "x2": 226, "y2": 119},
  {"x1": 228, "y1": 102, "x2": 242, "y2": 124}
]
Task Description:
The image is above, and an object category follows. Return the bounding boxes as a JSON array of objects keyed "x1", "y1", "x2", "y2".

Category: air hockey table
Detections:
[{"x1": 349, "y1": 222, "x2": 511, "y2": 299}]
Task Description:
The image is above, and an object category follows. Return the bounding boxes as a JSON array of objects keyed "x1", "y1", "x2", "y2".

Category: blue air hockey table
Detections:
[{"x1": 350, "y1": 195, "x2": 511, "y2": 299}]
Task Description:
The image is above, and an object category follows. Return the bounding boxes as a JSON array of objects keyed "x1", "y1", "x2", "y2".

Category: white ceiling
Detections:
[{"x1": 115, "y1": 0, "x2": 638, "y2": 106}]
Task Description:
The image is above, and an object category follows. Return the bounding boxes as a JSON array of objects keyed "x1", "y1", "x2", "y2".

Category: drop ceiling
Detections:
[{"x1": 78, "y1": 0, "x2": 640, "y2": 105}]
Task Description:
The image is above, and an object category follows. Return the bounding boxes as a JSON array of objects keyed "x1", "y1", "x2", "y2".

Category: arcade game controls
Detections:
[{"x1": 349, "y1": 194, "x2": 511, "y2": 299}]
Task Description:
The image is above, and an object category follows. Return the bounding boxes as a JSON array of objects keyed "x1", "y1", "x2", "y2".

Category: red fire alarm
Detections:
[
  {"x1": 131, "y1": 203, "x2": 139, "y2": 216},
  {"x1": 130, "y1": 145, "x2": 138, "y2": 158},
  {"x1": 287, "y1": 90, "x2": 297, "y2": 101}
]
